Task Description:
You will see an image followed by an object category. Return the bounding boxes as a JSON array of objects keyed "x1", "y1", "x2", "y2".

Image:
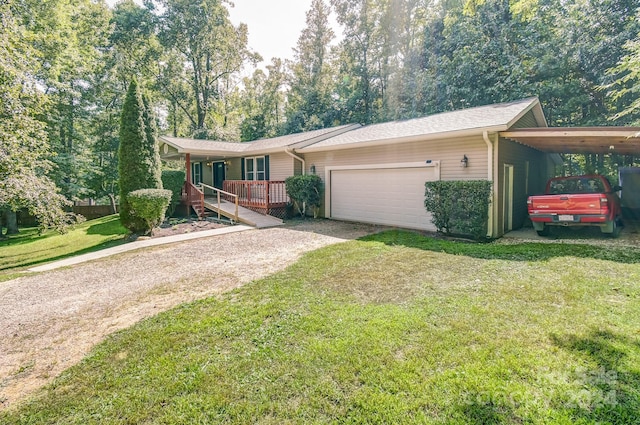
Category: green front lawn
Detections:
[
  {"x1": 3, "y1": 230, "x2": 639, "y2": 424},
  {"x1": 0, "y1": 215, "x2": 127, "y2": 280}
]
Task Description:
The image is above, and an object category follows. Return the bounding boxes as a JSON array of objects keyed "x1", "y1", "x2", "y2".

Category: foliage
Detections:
[
  {"x1": 157, "y1": 0, "x2": 258, "y2": 136},
  {"x1": 161, "y1": 170, "x2": 186, "y2": 216},
  {"x1": 285, "y1": 174, "x2": 323, "y2": 218},
  {"x1": 425, "y1": 180, "x2": 492, "y2": 239},
  {"x1": 285, "y1": 0, "x2": 336, "y2": 133},
  {"x1": 22, "y1": 0, "x2": 113, "y2": 201},
  {"x1": 0, "y1": 0, "x2": 71, "y2": 235},
  {"x1": 127, "y1": 189, "x2": 172, "y2": 235},
  {"x1": 3, "y1": 233, "x2": 640, "y2": 423},
  {"x1": 239, "y1": 59, "x2": 287, "y2": 141},
  {"x1": 603, "y1": 12, "x2": 640, "y2": 125},
  {"x1": 118, "y1": 80, "x2": 162, "y2": 233}
]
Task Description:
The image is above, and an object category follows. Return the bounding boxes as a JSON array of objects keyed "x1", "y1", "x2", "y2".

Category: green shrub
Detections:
[
  {"x1": 127, "y1": 189, "x2": 172, "y2": 235},
  {"x1": 285, "y1": 175, "x2": 323, "y2": 218},
  {"x1": 161, "y1": 170, "x2": 185, "y2": 217},
  {"x1": 425, "y1": 180, "x2": 492, "y2": 240}
]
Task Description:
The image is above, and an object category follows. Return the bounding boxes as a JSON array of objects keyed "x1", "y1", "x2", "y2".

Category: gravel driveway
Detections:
[{"x1": 0, "y1": 221, "x2": 384, "y2": 410}]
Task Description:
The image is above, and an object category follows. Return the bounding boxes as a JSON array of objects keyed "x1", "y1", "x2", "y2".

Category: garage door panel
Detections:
[{"x1": 330, "y1": 167, "x2": 438, "y2": 231}]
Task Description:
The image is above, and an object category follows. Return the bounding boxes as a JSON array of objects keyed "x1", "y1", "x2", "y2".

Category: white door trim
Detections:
[{"x1": 324, "y1": 161, "x2": 440, "y2": 220}]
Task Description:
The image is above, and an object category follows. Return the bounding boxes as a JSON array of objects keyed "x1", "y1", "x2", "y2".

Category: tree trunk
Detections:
[
  {"x1": 0, "y1": 208, "x2": 5, "y2": 239},
  {"x1": 5, "y1": 210, "x2": 19, "y2": 235},
  {"x1": 108, "y1": 193, "x2": 117, "y2": 214}
]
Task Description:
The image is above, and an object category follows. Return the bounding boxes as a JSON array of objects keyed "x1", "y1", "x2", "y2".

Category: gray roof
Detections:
[
  {"x1": 160, "y1": 137, "x2": 246, "y2": 154},
  {"x1": 160, "y1": 98, "x2": 545, "y2": 157},
  {"x1": 160, "y1": 124, "x2": 360, "y2": 156},
  {"x1": 298, "y1": 98, "x2": 545, "y2": 152}
]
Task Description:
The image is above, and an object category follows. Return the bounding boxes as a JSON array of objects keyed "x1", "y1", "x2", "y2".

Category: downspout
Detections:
[
  {"x1": 482, "y1": 131, "x2": 494, "y2": 238},
  {"x1": 285, "y1": 148, "x2": 306, "y2": 175},
  {"x1": 285, "y1": 147, "x2": 307, "y2": 215}
]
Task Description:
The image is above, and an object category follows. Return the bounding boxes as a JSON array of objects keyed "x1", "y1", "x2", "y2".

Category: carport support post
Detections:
[{"x1": 185, "y1": 153, "x2": 191, "y2": 184}]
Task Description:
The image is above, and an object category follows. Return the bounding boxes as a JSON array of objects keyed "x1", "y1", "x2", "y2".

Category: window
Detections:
[{"x1": 244, "y1": 156, "x2": 266, "y2": 181}]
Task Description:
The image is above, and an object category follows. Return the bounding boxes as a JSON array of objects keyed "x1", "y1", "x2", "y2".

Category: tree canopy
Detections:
[{"x1": 1, "y1": 0, "x2": 639, "y2": 234}]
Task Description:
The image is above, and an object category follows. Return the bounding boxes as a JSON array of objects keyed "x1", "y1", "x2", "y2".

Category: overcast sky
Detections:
[
  {"x1": 105, "y1": 0, "x2": 339, "y2": 65},
  {"x1": 228, "y1": 0, "x2": 316, "y2": 64}
]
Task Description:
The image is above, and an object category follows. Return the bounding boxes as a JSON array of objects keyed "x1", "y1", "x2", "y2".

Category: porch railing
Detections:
[
  {"x1": 199, "y1": 183, "x2": 239, "y2": 223},
  {"x1": 181, "y1": 181, "x2": 205, "y2": 218},
  {"x1": 223, "y1": 180, "x2": 289, "y2": 210}
]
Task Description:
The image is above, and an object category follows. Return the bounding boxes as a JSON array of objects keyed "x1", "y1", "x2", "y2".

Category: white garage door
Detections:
[{"x1": 330, "y1": 165, "x2": 439, "y2": 231}]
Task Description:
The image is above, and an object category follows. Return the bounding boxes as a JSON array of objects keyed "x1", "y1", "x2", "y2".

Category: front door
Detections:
[{"x1": 213, "y1": 162, "x2": 226, "y2": 190}]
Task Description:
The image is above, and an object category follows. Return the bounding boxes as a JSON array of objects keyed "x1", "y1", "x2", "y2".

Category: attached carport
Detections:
[
  {"x1": 501, "y1": 127, "x2": 640, "y2": 233},
  {"x1": 500, "y1": 127, "x2": 640, "y2": 155}
]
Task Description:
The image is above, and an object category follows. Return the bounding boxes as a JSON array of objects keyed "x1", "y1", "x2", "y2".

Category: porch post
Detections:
[{"x1": 185, "y1": 153, "x2": 191, "y2": 184}]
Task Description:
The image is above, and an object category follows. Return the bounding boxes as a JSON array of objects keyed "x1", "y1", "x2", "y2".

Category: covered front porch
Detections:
[{"x1": 180, "y1": 153, "x2": 290, "y2": 221}]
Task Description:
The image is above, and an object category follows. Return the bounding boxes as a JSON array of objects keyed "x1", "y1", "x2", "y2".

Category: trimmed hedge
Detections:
[
  {"x1": 127, "y1": 189, "x2": 172, "y2": 235},
  {"x1": 285, "y1": 174, "x2": 323, "y2": 218},
  {"x1": 161, "y1": 170, "x2": 185, "y2": 217},
  {"x1": 425, "y1": 180, "x2": 492, "y2": 240}
]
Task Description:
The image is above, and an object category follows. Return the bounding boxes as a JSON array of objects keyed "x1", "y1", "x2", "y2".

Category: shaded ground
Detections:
[
  {"x1": 504, "y1": 217, "x2": 640, "y2": 247},
  {"x1": 0, "y1": 220, "x2": 385, "y2": 410}
]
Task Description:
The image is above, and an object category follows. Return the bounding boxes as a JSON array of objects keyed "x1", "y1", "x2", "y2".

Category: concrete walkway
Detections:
[{"x1": 28, "y1": 225, "x2": 253, "y2": 273}]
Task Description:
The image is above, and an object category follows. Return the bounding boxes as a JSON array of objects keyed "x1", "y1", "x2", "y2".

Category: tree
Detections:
[
  {"x1": 330, "y1": 0, "x2": 385, "y2": 125},
  {"x1": 0, "y1": 0, "x2": 71, "y2": 236},
  {"x1": 604, "y1": 12, "x2": 640, "y2": 125},
  {"x1": 20, "y1": 0, "x2": 112, "y2": 201},
  {"x1": 239, "y1": 59, "x2": 287, "y2": 141},
  {"x1": 286, "y1": 0, "x2": 336, "y2": 133},
  {"x1": 118, "y1": 80, "x2": 162, "y2": 232},
  {"x1": 157, "y1": 0, "x2": 258, "y2": 137}
]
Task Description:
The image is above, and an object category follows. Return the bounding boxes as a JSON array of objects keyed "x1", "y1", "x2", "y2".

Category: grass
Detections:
[
  {"x1": 0, "y1": 215, "x2": 127, "y2": 279},
  {"x1": 2, "y1": 230, "x2": 640, "y2": 424}
]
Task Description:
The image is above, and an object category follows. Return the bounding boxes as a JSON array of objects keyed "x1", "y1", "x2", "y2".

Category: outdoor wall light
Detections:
[
  {"x1": 460, "y1": 155, "x2": 469, "y2": 168},
  {"x1": 310, "y1": 164, "x2": 316, "y2": 174}
]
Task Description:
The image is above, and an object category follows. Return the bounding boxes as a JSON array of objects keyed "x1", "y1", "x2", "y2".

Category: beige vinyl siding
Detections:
[
  {"x1": 304, "y1": 135, "x2": 489, "y2": 218},
  {"x1": 496, "y1": 137, "x2": 548, "y2": 234},
  {"x1": 202, "y1": 163, "x2": 213, "y2": 187},
  {"x1": 268, "y1": 152, "x2": 295, "y2": 180},
  {"x1": 509, "y1": 110, "x2": 539, "y2": 129},
  {"x1": 226, "y1": 158, "x2": 242, "y2": 180}
]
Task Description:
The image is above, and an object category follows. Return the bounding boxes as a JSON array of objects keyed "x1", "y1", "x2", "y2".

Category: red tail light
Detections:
[{"x1": 600, "y1": 196, "x2": 609, "y2": 211}]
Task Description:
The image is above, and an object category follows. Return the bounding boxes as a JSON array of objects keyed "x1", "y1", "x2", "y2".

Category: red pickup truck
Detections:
[{"x1": 527, "y1": 174, "x2": 623, "y2": 237}]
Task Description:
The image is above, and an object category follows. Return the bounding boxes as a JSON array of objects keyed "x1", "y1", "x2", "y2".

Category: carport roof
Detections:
[{"x1": 501, "y1": 127, "x2": 640, "y2": 155}]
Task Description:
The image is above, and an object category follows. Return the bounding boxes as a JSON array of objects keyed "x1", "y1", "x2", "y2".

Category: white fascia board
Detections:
[{"x1": 297, "y1": 126, "x2": 508, "y2": 154}]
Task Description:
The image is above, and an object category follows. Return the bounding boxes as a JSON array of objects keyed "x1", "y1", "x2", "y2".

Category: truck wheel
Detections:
[
  {"x1": 602, "y1": 219, "x2": 621, "y2": 238},
  {"x1": 536, "y1": 225, "x2": 550, "y2": 236}
]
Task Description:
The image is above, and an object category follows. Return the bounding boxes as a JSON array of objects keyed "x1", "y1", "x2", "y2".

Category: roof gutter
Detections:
[
  {"x1": 285, "y1": 148, "x2": 306, "y2": 175},
  {"x1": 483, "y1": 130, "x2": 495, "y2": 238}
]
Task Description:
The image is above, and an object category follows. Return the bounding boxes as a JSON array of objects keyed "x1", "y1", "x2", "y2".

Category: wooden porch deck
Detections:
[{"x1": 204, "y1": 197, "x2": 283, "y2": 228}]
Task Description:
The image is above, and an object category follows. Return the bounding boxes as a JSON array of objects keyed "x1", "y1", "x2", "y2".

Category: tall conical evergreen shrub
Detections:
[
  {"x1": 142, "y1": 94, "x2": 162, "y2": 187},
  {"x1": 118, "y1": 80, "x2": 162, "y2": 232}
]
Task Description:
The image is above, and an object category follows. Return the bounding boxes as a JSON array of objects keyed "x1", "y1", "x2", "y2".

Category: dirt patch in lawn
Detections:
[{"x1": 149, "y1": 217, "x2": 228, "y2": 238}]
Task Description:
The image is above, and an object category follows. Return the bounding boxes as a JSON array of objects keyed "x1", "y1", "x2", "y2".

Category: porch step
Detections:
[{"x1": 203, "y1": 198, "x2": 283, "y2": 228}]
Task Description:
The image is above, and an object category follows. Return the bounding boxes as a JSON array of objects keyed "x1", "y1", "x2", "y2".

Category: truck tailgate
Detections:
[{"x1": 528, "y1": 194, "x2": 605, "y2": 215}]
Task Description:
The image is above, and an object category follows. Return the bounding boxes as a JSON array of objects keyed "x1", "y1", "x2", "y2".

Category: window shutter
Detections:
[
  {"x1": 241, "y1": 158, "x2": 245, "y2": 180},
  {"x1": 265, "y1": 155, "x2": 270, "y2": 180}
]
